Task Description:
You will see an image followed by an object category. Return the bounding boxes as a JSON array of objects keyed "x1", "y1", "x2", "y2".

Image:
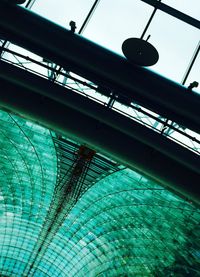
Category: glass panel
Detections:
[
  {"x1": 0, "y1": 111, "x2": 199, "y2": 276},
  {"x1": 0, "y1": 110, "x2": 57, "y2": 276},
  {"x1": 31, "y1": 0, "x2": 95, "y2": 31},
  {"x1": 83, "y1": 0, "x2": 154, "y2": 53},
  {"x1": 146, "y1": 11, "x2": 200, "y2": 82}
]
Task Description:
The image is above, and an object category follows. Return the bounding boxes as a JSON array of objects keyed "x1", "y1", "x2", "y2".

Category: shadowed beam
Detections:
[
  {"x1": 0, "y1": 61, "x2": 199, "y2": 205},
  {"x1": 140, "y1": 0, "x2": 200, "y2": 29},
  {"x1": 0, "y1": 2, "x2": 199, "y2": 133}
]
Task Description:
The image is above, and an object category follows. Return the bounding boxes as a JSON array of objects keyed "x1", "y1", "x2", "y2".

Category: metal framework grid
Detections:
[{"x1": 0, "y1": 0, "x2": 200, "y2": 276}]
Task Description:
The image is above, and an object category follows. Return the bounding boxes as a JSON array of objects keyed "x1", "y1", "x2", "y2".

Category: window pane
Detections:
[
  {"x1": 32, "y1": 0, "x2": 95, "y2": 30},
  {"x1": 83, "y1": 0, "x2": 154, "y2": 53},
  {"x1": 146, "y1": 11, "x2": 200, "y2": 82}
]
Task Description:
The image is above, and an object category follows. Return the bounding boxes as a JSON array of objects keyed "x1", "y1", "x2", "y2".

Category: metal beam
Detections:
[
  {"x1": 0, "y1": 61, "x2": 199, "y2": 205},
  {"x1": 140, "y1": 0, "x2": 200, "y2": 29},
  {"x1": 0, "y1": 2, "x2": 199, "y2": 133}
]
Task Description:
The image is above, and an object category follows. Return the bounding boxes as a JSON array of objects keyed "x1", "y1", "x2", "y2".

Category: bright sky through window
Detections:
[{"x1": 31, "y1": 0, "x2": 200, "y2": 91}]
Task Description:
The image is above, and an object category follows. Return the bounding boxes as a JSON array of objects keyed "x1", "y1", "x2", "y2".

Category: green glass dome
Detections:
[
  {"x1": 36, "y1": 169, "x2": 200, "y2": 276},
  {"x1": 0, "y1": 110, "x2": 57, "y2": 276},
  {"x1": 0, "y1": 110, "x2": 199, "y2": 276}
]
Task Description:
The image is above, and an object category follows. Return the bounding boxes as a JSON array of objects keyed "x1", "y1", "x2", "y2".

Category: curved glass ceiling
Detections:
[
  {"x1": 0, "y1": 110, "x2": 199, "y2": 276},
  {"x1": 36, "y1": 169, "x2": 200, "y2": 276},
  {"x1": 0, "y1": 110, "x2": 57, "y2": 276}
]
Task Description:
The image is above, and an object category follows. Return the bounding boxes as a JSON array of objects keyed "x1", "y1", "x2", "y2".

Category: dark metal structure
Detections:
[
  {"x1": 0, "y1": 2, "x2": 199, "y2": 204},
  {"x1": 0, "y1": 59, "x2": 199, "y2": 204},
  {"x1": 0, "y1": 2, "x2": 199, "y2": 133}
]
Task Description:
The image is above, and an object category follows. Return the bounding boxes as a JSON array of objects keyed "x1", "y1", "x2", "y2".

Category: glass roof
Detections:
[
  {"x1": 34, "y1": 169, "x2": 200, "y2": 276},
  {"x1": 0, "y1": 1, "x2": 200, "y2": 276},
  {"x1": 0, "y1": 110, "x2": 57, "y2": 276},
  {"x1": 0, "y1": 109, "x2": 199, "y2": 276}
]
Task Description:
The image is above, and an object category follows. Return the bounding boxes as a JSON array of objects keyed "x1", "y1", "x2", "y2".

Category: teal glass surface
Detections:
[
  {"x1": 36, "y1": 169, "x2": 199, "y2": 276},
  {"x1": 0, "y1": 110, "x2": 199, "y2": 276},
  {"x1": 0, "y1": 110, "x2": 57, "y2": 276}
]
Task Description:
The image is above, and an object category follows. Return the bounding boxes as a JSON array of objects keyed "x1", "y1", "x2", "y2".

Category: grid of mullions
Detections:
[
  {"x1": 33, "y1": 170, "x2": 199, "y2": 276},
  {"x1": 0, "y1": 110, "x2": 199, "y2": 276},
  {"x1": 53, "y1": 135, "x2": 121, "y2": 199},
  {"x1": 0, "y1": 110, "x2": 57, "y2": 276}
]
